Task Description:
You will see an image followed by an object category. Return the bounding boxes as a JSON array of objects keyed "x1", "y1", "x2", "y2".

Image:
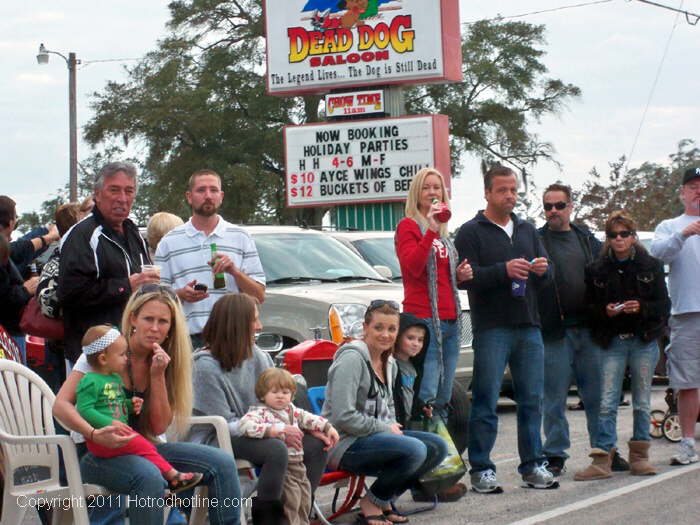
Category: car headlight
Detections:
[{"x1": 328, "y1": 303, "x2": 367, "y2": 344}]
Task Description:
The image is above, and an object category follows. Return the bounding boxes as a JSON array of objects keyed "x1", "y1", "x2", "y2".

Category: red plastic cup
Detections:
[{"x1": 432, "y1": 199, "x2": 451, "y2": 223}]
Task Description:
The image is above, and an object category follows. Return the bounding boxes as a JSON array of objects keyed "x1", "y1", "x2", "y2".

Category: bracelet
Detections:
[{"x1": 90, "y1": 428, "x2": 95, "y2": 441}]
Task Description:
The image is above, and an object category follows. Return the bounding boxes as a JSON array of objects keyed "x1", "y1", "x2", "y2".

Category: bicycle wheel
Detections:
[
  {"x1": 650, "y1": 409, "x2": 665, "y2": 439},
  {"x1": 662, "y1": 413, "x2": 682, "y2": 442}
]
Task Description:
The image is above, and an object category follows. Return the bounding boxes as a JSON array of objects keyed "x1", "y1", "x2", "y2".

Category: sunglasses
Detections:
[
  {"x1": 543, "y1": 201, "x2": 568, "y2": 211},
  {"x1": 367, "y1": 299, "x2": 400, "y2": 312},
  {"x1": 606, "y1": 230, "x2": 634, "y2": 239},
  {"x1": 135, "y1": 283, "x2": 178, "y2": 300}
]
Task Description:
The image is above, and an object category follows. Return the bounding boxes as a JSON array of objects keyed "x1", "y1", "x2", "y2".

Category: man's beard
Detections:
[{"x1": 193, "y1": 202, "x2": 219, "y2": 217}]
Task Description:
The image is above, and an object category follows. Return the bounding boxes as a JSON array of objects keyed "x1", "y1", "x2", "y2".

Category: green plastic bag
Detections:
[{"x1": 409, "y1": 414, "x2": 467, "y2": 495}]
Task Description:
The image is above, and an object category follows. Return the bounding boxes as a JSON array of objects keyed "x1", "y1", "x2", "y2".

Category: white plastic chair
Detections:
[
  {"x1": 183, "y1": 416, "x2": 256, "y2": 524},
  {"x1": 0, "y1": 358, "x2": 108, "y2": 525}
]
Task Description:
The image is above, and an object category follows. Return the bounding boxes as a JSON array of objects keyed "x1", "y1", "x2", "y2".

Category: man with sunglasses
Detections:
[
  {"x1": 535, "y1": 183, "x2": 622, "y2": 477},
  {"x1": 59, "y1": 162, "x2": 157, "y2": 365},
  {"x1": 651, "y1": 167, "x2": 700, "y2": 466}
]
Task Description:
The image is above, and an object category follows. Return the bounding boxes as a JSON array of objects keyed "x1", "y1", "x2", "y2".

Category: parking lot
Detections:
[{"x1": 316, "y1": 385, "x2": 699, "y2": 525}]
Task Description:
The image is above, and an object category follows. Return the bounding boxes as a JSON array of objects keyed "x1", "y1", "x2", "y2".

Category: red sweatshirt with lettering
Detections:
[{"x1": 395, "y1": 218, "x2": 457, "y2": 320}]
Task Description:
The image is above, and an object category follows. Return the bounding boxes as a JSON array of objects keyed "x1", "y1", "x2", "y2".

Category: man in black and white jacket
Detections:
[{"x1": 58, "y1": 162, "x2": 159, "y2": 364}]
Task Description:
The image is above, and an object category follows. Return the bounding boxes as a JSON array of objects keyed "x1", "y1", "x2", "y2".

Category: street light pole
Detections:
[
  {"x1": 37, "y1": 44, "x2": 79, "y2": 202},
  {"x1": 68, "y1": 52, "x2": 78, "y2": 203}
]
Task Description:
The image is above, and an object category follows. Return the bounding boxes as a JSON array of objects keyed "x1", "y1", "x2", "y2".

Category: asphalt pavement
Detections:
[
  {"x1": 315, "y1": 385, "x2": 699, "y2": 525},
  {"x1": 19, "y1": 386, "x2": 698, "y2": 524}
]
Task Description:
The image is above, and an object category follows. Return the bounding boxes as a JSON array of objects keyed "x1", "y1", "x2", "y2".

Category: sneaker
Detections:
[
  {"x1": 546, "y1": 457, "x2": 566, "y2": 477},
  {"x1": 470, "y1": 469, "x2": 503, "y2": 494},
  {"x1": 522, "y1": 463, "x2": 559, "y2": 489},
  {"x1": 671, "y1": 439, "x2": 699, "y2": 465},
  {"x1": 611, "y1": 450, "x2": 630, "y2": 471}
]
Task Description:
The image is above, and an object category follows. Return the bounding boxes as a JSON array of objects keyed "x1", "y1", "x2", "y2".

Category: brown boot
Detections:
[
  {"x1": 573, "y1": 448, "x2": 613, "y2": 481},
  {"x1": 628, "y1": 440, "x2": 657, "y2": 476}
]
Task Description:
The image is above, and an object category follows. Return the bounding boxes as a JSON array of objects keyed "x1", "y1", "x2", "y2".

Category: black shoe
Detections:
[
  {"x1": 611, "y1": 450, "x2": 630, "y2": 472},
  {"x1": 546, "y1": 457, "x2": 566, "y2": 477},
  {"x1": 568, "y1": 400, "x2": 585, "y2": 411}
]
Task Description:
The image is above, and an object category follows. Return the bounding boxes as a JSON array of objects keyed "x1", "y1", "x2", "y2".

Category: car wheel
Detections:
[{"x1": 447, "y1": 381, "x2": 470, "y2": 455}]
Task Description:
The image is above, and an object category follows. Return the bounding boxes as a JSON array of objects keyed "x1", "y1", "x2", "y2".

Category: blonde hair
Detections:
[
  {"x1": 146, "y1": 212, "x2": 184, "y2": 254},
  {"x1": 255, "y1": 368, "x2": 297, "y2": 402},
  {"x1": 121, "y1": 290, "x2": 193, "y2": 439},
  {"x1": 404, "y1": 168, "x2": 450, "y2": 238}
]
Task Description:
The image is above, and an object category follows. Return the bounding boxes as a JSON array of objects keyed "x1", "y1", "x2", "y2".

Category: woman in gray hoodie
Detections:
[{"x1": 323, "y1": 300, "x2": 448, "y2": 525}]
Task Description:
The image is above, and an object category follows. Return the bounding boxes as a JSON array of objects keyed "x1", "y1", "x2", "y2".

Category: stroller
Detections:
[{"x1": 649, "y1": 388, "x2": 700, "y2": 442}]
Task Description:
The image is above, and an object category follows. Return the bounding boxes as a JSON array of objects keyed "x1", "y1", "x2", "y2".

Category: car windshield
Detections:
[
  {"x1": 253, "y1": 233, "x2": 385, "y2": 283},
  {"x1": 351, "y1": 237, "x2": 402, "y2": 280}
]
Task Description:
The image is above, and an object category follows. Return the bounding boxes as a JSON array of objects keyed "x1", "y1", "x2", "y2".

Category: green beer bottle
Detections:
[{"x1": 210, "y1": 243, "x2": 226, "y2": 289}]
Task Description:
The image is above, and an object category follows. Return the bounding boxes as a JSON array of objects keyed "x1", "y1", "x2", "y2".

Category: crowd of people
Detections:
[{"x1": 0, "y1": 160, "x2": 699, "y2": 525}]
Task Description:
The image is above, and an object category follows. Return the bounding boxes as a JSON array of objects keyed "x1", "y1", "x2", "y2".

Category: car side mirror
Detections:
[{"x1": 373, "y1": 265, "x2": 392, "y2": 280}]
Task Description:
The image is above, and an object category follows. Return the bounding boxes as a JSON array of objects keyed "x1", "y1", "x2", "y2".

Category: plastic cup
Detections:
[{"x1": 141, "y1": 264, "x2": 161, "y2": 280}]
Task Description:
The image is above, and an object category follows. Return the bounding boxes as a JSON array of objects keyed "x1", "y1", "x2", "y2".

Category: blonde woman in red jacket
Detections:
[{"x1": 395, "y1": 168, "x2": 473, "y2": 422}]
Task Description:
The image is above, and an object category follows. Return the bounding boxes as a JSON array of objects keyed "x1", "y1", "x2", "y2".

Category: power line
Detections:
[
  {"x1": 462, "y1": 0, "x2": 613, "y2": 25},
  {"x1": 626, "y1": 1, "x2": 683, "y2": 171},
  {"x1": 633, "y1": 0, "x2": 700, "y2": 24}
]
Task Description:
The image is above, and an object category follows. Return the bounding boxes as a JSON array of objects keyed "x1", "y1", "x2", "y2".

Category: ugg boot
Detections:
[
  {"x1": 628, "y1": 440, "x2": 657, "y2": 476},
  {"x1": 573, "y1": 448, "x2": 613, "y2": 481},
  {"x1": 251, "y1": 497, "x2": 289, "y2": 525}
]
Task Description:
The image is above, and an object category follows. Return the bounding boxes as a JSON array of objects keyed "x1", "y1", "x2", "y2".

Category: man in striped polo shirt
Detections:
[{"x1": 155, "y1": 169, "x2": 266, "y2": 347}]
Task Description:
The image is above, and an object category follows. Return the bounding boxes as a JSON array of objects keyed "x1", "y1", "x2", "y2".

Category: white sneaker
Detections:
[
  {"x1": 522, "y1": 463, "x2": 559, "y2": 489},
  {"x1": 671, "y1": 439, "x2": 699, "y2": 465},
  {"x1": 470, "y1": 469, "x2": 503, "y2": 494}
]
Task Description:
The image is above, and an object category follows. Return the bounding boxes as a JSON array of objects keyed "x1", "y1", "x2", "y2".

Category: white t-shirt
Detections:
[
  {"x1": 496, "y1": 219, "x2": 514, "y2": 238},
  {"x1": 650, "y1": 214, "x2": 700, "y2": 315}
]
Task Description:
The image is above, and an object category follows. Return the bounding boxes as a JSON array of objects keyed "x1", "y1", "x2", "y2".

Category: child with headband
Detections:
[{"x1": 76, "y1": 324, "x2": 203, "y2": 494}]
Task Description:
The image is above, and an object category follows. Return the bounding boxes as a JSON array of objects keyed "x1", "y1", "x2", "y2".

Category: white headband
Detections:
[{"x1": 82, "y1": 328, "x2": 121, "y2": 355}]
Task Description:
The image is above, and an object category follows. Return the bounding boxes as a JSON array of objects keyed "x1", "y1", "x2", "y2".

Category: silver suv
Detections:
[{"x1": 250, "y1": 226, "x2": 474, "y2": 382}]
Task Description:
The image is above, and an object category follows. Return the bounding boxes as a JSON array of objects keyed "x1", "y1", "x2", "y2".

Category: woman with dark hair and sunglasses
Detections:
[
  {"x1": 574, "y1": 211, "x2": 670, "y2": 481},
  {"x1": 323, "y1": 300, "x2": 448, "y2": 525},
  {"x1": 189, "y1": 293, "x2": 337, "y2": 524},
  {"x1": 54, "y1": 284, "x2": 241, "y2": 524}
]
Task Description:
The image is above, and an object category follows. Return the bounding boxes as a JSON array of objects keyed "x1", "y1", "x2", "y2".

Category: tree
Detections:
[
  {"x1": 576, "y1": 139, "x2": 699, "y2": 230},
  {"x1": 406, "y1": 19, "x2": 581, "y2": 185},
  {"x1": 80, "y1": 3, "x2": 580, "y2": 223}
]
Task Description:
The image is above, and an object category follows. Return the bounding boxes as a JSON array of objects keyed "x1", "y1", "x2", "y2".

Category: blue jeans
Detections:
[
  {"x1": 80, "y1": 441, "x2": 241, "y2": 525},
  {"x1": 596, "y1": 337, "x2": 658, "y2": 450},
  {"x1": 417, "y1": 319, "x2": 459, "y2": 415},
  {"x1": 339, "y1": 430, "x2": 447, "y2": 506},
  {"x1": 468, "y1": 326, "x2": 545, "y2": 474},
  {"x1": 543, "y1": 327, "x2": 602, "y2": 458}
]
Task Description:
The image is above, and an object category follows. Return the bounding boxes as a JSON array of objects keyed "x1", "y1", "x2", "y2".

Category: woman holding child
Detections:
[
  {"x1": 54, "y1": 284, "x2": 241, "y2": 525},
  {"x1": 190, "y1": 292, "x2": 337, "y2": 524},
  {"x1": 323, "y1": 300, "x2": 448, "y2": 525}
]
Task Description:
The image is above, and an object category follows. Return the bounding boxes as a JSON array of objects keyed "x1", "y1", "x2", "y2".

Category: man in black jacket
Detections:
[
  {"x1": 535, "y1": 184, "x2": 628, "y2": 476},
  {"x1": 58, "y1": 162, "x2": 159, "y2": 363},
  {"x1": 455, "y1": 166, "x2": 556, "y2": 493}
]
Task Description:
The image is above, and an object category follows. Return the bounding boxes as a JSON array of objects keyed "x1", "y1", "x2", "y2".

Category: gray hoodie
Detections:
[
  {"x1": 322, "y1": 340, "x2": 398, "y2": 470},
  {"x1": 189, "y1": 347, "x2": 273, "y2": 446}
]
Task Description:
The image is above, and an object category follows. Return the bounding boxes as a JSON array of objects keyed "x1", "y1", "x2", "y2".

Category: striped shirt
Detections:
[{"x1": 155, "y1": 217, "x2": 265, "y2": 334}]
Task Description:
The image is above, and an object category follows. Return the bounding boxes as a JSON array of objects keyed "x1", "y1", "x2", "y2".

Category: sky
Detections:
[{"x1": 1, "y1": 1, "x2": 698, "y2": 231}]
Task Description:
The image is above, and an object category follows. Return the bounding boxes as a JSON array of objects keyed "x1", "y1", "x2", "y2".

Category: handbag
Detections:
[
  {"x1": 408, "y1": 414, "x2": 467, "y2": 496},
  {"x1": 19, "y1": 296, "x2": 64, "y2": 340}
]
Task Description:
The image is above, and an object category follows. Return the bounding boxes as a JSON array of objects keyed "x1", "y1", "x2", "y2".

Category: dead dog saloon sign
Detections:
[{"x1": 264, "y1": 0, "x2": 462, "y2": 96}]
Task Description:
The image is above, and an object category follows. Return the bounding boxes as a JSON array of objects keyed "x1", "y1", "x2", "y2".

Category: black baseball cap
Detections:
[{"x1": 683, "y1": 167, "x2": 700, "y2": 185}]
